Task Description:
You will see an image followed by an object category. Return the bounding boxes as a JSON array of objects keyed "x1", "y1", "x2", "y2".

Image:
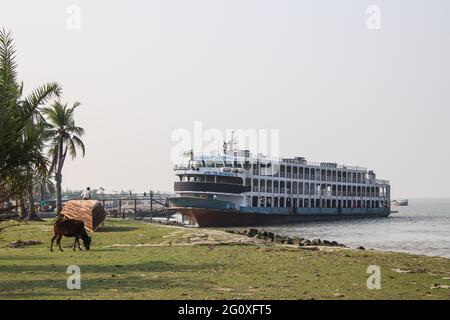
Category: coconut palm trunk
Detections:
[
  {"x1": 54, "y1": 138, "x2": 68, "y2": 213},
  {"x1": 55, "y1": 140, "x2": 64, "y2": 213},
  {"x1": 40, "y1": 183, "x2": 45, "y2": 202},
  {"x1": 18, "y1": 195, "x2": 26, "y2": 219},
  {"x1": 26, "y1": 184, "x2": 39, "y2": 220},
  {"x1": 55, "y1": 172, "x2": 62, "y2": 213}
]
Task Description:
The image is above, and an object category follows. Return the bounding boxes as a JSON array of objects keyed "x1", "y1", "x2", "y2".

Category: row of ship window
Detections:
[
  {"x1": 246, "y1": 179, "x2": 388, "y2": 197},
  {"x1": 252, "y1": 166, "x2": 372, "y2": 184},
  {"x1": 248, "y1": 196, "x2": 388, "y2": 209}
]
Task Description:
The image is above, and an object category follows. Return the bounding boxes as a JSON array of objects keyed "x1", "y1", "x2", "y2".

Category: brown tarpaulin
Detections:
[{"x1": 61, "y1": 200, "x2": 106, "y2": 232}]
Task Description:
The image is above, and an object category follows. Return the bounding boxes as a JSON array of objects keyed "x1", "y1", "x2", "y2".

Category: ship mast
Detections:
[{"x1": 223, "y1": 130, "x2": 238, "y2": 155}]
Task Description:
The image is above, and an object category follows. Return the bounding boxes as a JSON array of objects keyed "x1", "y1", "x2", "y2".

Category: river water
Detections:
[{"x1": 264, "y1": 199, "x2": 450, "y2": 258}]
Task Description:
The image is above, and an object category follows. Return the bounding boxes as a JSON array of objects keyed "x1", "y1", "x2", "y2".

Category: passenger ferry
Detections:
[{"x1": 169, "y1": 138, "x2": 391, "y2": 227}]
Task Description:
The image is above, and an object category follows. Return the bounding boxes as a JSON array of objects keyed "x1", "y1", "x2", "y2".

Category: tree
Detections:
[
  {"x1": 44, "y1": 101, "x2": 85, "y2": 213},
  {"x1": 0, "y1": 29, "x2": 61, "y2": 212}
]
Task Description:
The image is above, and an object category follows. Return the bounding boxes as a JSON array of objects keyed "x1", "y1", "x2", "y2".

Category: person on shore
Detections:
[{"x1": 81, "y1": 187, "x2": 91, "y2": 200}]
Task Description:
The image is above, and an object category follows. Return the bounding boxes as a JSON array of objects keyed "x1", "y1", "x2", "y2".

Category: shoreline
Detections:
[{"x1": 146, "y1": 219, "x2": 450, "y2": 260}]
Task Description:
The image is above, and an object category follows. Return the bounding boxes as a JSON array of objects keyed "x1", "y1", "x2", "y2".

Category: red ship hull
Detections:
[{"x1": 174, "y1": 207, "x2": 391, "y2": 228}]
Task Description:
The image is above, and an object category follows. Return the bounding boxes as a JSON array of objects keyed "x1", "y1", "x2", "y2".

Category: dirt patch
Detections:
[
  {"x1": 107, "y1": 228, "x2": 267, "y2": 248},
  {"x1": 431, "y1": 284, "x2": 450, "y2": 290},
  {"x1": 213, "y1": 287, "x2": 234, "y2": 292},
  {"x1": 10, "y1": 240, "x2": 43, "y2": 248},
  {"x1": 392, "y1": 268, "x2": 415, "y2": 273}
]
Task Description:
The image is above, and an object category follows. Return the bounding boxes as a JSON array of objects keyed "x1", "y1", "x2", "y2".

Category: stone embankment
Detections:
[{"x1": 225, "y1": 228, "x2": 348, "y2": 248}]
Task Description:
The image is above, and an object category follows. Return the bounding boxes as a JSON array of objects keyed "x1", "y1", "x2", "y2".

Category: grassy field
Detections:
[{"x1": 0, "y1": 218, "x2": 449, "y2": 300}]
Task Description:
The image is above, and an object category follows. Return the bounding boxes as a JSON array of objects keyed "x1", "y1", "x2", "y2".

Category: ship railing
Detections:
[
  {"x1": 174, "y1": 165, "x2": 190, "y2": 171},
  {"x1": 188, "y1": 153, "x2": 368, "y2": 172},
  {"x1": 175, "y1": 166, "x2": 246, "y2": 176}
]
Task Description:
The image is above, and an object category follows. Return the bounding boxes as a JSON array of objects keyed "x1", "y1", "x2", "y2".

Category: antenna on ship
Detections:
[
  {"x1": 231, "y1": 130, "x2": 238, "y2": 152},
  {"x1": 223, "y1": 130, "x2": 238, "y2": 155}
]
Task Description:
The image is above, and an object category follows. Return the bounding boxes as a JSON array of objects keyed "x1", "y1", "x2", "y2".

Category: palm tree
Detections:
[
  {"x1": 0, "y1": 29, "x2": 61, "y2": 211},
  {"x1": 44, "y1": 101, "x2": 85, "y2": 213}
]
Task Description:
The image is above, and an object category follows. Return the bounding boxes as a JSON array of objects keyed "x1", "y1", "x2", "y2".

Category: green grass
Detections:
[{"x1": 0, "y1": 219, "x2": 449, "y2": 300}]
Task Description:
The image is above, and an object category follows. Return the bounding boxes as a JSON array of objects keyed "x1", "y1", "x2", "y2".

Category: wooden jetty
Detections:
[{"x1": 93, "y1": 192, "x2": 173, "y2": 218}]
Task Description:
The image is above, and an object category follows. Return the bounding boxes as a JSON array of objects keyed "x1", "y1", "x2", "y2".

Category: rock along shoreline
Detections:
[{"x1": 224, "y1": 228, "x2": 353, "y2": 248}]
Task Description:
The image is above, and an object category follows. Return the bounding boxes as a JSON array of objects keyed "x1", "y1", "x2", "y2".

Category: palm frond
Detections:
[
  {"x1": 25, "y1": 81, "x2": 62, "y2": 112},
  {"x1": 72, "y1": 135, "x2": 86, "y2": 157}
]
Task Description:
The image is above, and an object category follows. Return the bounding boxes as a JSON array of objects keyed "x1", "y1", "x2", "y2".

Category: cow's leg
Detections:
[
  {"x1": 57, "y1": 235, "x2": 64, "y2": 252},
  {"x1": 50, "y1": 234, "x2": 57, "y2": 252},
  {"x1": 73, "y1": 238, "x2": 77, "y2": 251},
  {"x1": 76, "y1": 238, "x2": 83, "y2": 251}
]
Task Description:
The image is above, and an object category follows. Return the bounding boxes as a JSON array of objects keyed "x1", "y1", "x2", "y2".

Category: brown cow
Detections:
[{"x1": 50, "y1": 215, "x2": 92, "y2": 252}]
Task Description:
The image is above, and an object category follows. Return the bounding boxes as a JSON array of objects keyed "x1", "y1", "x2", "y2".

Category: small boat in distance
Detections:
[{"x1": 392, "y1": 199, "x2": 408, "y2": 206}]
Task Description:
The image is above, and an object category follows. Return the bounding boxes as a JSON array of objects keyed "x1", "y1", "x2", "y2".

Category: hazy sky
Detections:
[{"x1": 1, "y1": 0, "x2": 450, "y2": 198}]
